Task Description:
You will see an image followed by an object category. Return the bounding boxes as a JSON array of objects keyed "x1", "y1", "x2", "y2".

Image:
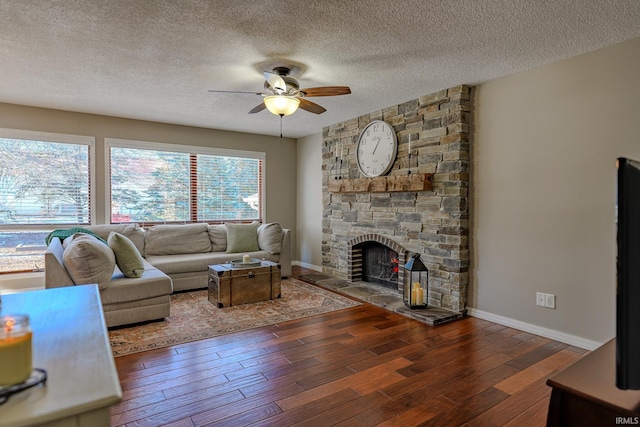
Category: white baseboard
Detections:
[
  {"x1": 467, "y1": 307, "x2": 604, "y2": 351},
  {"x1": 292, "y1": 261, "x2": 323, "y2": 272}
]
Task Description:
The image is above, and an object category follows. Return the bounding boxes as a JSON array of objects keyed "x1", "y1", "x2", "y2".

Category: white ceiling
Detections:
[{"x1": 1, "y1": 0, "x2": 639, "y2": 138}]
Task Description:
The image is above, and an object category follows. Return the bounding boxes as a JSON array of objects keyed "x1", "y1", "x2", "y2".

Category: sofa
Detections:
[{"x1": 44, "y1": 222, "x2": 292, "y2": 327}]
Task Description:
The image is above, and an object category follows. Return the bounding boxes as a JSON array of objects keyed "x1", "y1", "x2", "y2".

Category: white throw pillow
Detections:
[
  {"x1": 63, "y1": 234, "x2": 115, "y2": 290},
  {"x1": 257, "y1": 223, "x2": 283, "y2": 255}
]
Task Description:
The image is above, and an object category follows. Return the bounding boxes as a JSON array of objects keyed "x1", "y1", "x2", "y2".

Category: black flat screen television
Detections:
[{"x1": 616, "y1": 157, "x2": 640, "y2": 390}]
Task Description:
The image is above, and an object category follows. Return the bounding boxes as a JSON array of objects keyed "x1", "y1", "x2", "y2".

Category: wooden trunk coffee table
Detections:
[{"x1": 208, "y1": 260, "x2": 281, "y2": 307}]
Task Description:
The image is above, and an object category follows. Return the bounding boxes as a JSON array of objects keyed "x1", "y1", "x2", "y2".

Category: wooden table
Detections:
[
  {"x1": 0, "y1": 285, "x2": 122, "y2": 427},
  {"x1": 546, "y1": 338, "x2": 640, "y2": 426}
]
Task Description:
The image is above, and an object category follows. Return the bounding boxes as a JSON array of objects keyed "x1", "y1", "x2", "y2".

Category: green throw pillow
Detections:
[
  {"x1": 108, "y1": 232, "x2": 145, "y2": 278},
  {"x1": 225, "y1": 223, "x2": 260, "y2": 253}
]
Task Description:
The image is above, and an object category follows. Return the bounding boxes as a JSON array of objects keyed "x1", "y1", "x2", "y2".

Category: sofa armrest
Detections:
[
  {"x1": 44, "y1": 237, "x2": 75, "y2": 288},
  {"x1": 279, "y1": 229, "x2": 292, "y2": 278}
]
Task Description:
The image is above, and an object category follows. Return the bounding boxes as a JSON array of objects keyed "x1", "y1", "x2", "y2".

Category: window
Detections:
[
  {"x1": 0, "y1": 128, "x2": 94, "y2": 273},
  {"x1": 107, "y1": 139, "x2": 264, "y2": 224}
]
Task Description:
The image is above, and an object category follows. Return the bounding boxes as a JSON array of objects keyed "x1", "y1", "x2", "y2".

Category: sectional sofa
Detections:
[{"x1": 44, "y1": 222, "x2": 291, "y2": 327}]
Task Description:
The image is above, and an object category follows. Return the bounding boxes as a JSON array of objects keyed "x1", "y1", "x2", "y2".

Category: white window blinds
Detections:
[{"x1": 109, "y1": 143, "x2": 263, "y2": 224}]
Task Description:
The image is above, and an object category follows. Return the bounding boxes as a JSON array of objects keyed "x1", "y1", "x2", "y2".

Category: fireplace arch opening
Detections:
[
  {"x1": 347, "y1": 234, "x2": 407, "y2": 292},
  {"x1": 359, "y1": 242, "x2": 399, "y2": 290}
]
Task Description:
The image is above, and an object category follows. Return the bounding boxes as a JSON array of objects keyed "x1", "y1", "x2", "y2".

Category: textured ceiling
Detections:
[{"x1": 1, "y1": 0, "x2": 639, "y2": 138}]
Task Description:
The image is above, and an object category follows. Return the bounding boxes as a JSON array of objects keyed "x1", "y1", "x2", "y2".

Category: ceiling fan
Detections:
[{"x1": 208, "y1": 66, "x2": 351, "y2": 116}]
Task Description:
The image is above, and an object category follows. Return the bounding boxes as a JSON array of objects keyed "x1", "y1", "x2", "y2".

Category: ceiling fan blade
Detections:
[
  {"x1": 299, "y1": 98, "x2": 327, "y2": 114},
  {"x1": 263, "y1": 72, "x2": 286, "y2": 93},
  {"x1": 208, "y1": 90, "x2": 264, "y2": 95},
  {"x1": 248, "y1": 103, "x2": 267, "y2": 114},
  {"x1": 299, "y1": 86, "x2": 351, "y2": 97}
]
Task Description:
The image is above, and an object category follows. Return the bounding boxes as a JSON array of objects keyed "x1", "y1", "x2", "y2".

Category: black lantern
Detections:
[{"x1": 403, "y1": 253, "x2": 428, "y2": 309}]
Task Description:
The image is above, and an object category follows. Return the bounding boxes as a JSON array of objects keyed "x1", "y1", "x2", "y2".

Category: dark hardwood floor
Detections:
[{"x1": 111, "y1": 266, "x2": 587, "y2": 427}]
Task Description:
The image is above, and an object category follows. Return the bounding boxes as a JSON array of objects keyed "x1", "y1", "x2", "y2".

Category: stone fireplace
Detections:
[{"x1": 322, "y1": 85, "x2": 470, "y2": 313}]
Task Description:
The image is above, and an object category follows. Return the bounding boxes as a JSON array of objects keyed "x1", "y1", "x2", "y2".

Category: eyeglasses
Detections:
[{"x1": 0, "y1": 368, "x2": 47, "y2": 405}]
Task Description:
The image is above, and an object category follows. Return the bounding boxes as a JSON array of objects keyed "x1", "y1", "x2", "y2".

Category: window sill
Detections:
[{"x1": 0, "y1": 271, "x2": 45, "y2": 294}]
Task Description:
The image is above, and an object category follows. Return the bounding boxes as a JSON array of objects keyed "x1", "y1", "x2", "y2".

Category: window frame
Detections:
[
  {"x1": 0, "y1": 127, "x2": 96, "y2": 231},
  {"x1": 0, "y1": 128, "x2": 95, "y2": 274},
  {"x1": 104, "y1": 138, "x2": 266, "y2": 225}
]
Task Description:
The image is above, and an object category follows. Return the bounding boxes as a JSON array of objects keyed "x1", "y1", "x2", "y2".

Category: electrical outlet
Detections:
[
  {"x1": 536, "y1": 292, "x2": 546, "y2": 307},
  {"x1": 537, "y1": 292, "x2": 556, "y2": 309},
  {"x1": 545, "y1": 293, "x2": 556, "y2": 309}
]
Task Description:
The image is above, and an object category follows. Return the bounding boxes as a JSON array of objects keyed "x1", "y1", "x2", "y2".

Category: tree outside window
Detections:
[
  {"x1": 0, "y1": 134, "x2": 92, "y2": 273},
  {"x1": 109, "y1": 145, "x2": 262, "y2": 224}
]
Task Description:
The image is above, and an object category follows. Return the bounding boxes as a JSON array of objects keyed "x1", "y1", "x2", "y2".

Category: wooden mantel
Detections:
[{"x1": 328, "y1": 173, "x2": 433, "y2": 193}]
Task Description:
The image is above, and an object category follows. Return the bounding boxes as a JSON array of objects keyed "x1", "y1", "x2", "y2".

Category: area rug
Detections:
[{"x1": 108, "y1": 278, "x2": 361, "y2": 357}]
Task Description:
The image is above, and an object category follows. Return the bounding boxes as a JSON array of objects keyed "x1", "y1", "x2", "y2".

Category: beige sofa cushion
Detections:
[
  {"x1": 208, "y1": 225, "x2": 227, "y2": 252},
  {"x1": 86, "y1": 223, "x2": 145, "y2": 255},
  {"x1": 225, "y1": 222, "x2": 259, "y2": 253},
  {"x1": 100, "y1": 260, "x2": 173, "y2": 305},
  {"x1": 146, "y1": 250, "x2": 276, "y2": 275},
  {"x1": 258, "y1": 223, "x2": 283, "y2": 255},
  {"x1": 44, "y1": 237, "x2": 75, "y2": 288},
  {"x1": 63, "y1": 234, "x2": 115, "y2": 290},
  {"x1": 145, "y1": 223, "x2": 211, "y2": 255},
  {"x1": 108, "y1": 232, "x2": 145, "y2": 278}
]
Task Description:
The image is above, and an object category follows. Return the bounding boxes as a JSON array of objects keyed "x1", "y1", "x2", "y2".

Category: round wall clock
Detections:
[{"x1": 356, "y1": 120, "x2": 398, "y2": 177}]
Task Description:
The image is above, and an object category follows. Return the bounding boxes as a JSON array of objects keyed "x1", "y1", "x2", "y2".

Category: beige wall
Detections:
[
  {"x1": 295, "y1": 36, "x2": 640, "y2": 345},
  {"x1": 0, "y1": 103, "x2": 297, "y2": 230},
  {"x1": 471, "y1": 36, "x2": 640, "y2": 344},
  {"x1": 296, "y1": 133, "x2": 323, "y2": 269}
]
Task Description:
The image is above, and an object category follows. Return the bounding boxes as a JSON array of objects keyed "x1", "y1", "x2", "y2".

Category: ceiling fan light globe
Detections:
[{"x1": 263, "y1": 96, "x2": 300, "y2": 116}]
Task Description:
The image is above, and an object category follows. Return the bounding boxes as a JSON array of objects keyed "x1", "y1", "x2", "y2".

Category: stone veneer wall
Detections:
[{"x1": 321, "y1": 85, "x2": 471, "y2": 312}]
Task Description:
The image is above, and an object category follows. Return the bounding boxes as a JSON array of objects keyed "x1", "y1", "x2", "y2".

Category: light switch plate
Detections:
[{"x1": 536, "y1": 292, "x2": 546, "y2": 307}]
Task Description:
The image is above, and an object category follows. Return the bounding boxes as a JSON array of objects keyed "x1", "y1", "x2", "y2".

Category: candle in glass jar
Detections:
[{"x1": 0, "y1": 315, "x2": 33, "y2": 386}]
